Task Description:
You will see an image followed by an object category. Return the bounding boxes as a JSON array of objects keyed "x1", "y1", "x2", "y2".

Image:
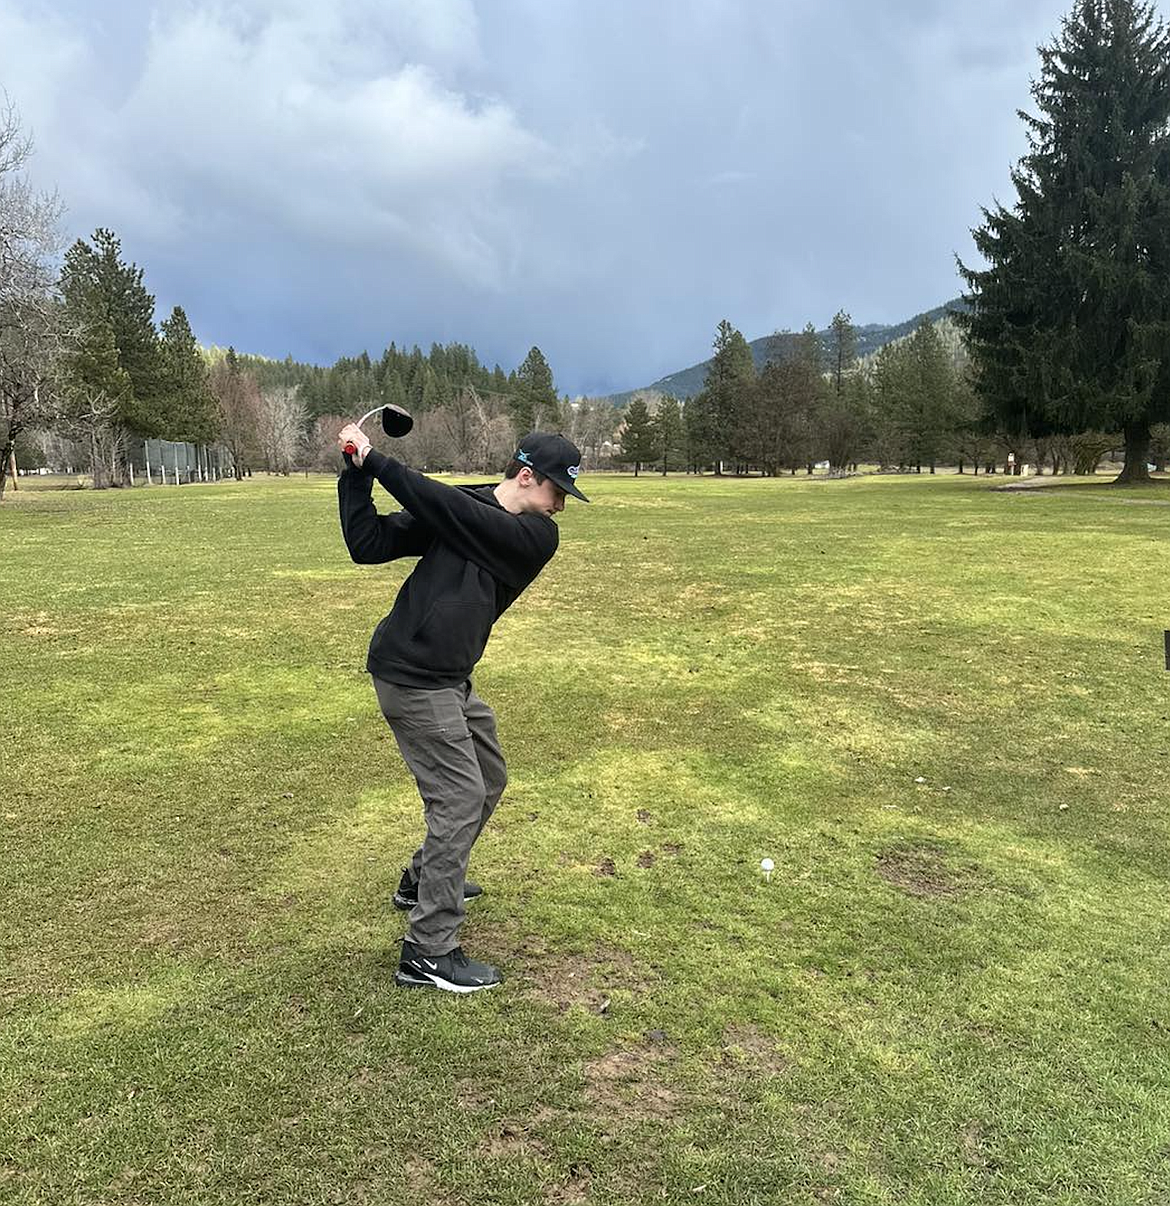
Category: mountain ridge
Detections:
[{"x1": 602, "y1": 296, "x2": 968, "y2": 405}]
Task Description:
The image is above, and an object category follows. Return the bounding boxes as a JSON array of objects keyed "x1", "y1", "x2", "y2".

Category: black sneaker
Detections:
[
  {"x1": 395, "y1": 940, "x2": 501, "y2": 993},
  {"x1": 392, "y1": 868, "x2": 484, "y2": 911}
]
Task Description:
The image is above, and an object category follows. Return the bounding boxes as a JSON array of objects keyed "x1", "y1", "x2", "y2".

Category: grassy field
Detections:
[{"x1": 2, "y1": 470, "x2": 1168, "y2": 1206}]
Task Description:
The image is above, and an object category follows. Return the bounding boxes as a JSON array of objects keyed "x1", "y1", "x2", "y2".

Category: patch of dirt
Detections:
[
  {"x1": 593, "y1": 857, "x2": 616, "y2": 877},
  {"x1": 455, "y1": 1078, "x2": 497, "y2": 1110},
  {"x1": 636, "y1": 809, "x2": 652, "y2": 824},
  {"x1": 521, "y1": 943, "x2": 650, "y2": 1013},
  {"x1": 661, "y1": 842, "x2": 683, "y2": 856},
  {"x1": 545, "y1": 1166, "x2": 592, "y2": 1203},
  {"x1": 583, "y1": 1043, "x2": 679, "y2": 1121},
  {"x1": 720, "y1": 1023, "x2": 790, "y2": 1076},
  {"x1": 961, "y1": 1121, "x2": 994, "y2": 1168},
  {"x1": 478, "y1": 1122, "x2": 550, "y2": 1160},
  {"x1": 404, "y1": 1157, "x2": 435, "y2": 1195},
  {"x1": 636, "y1": 850, "x2": 656, "y2": 868},
  {"x1": 875, "y1": 843, "x2": 979, "y2": 898}
]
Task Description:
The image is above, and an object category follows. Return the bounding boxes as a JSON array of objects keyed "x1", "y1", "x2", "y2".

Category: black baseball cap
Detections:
[{"x1": 514, "y1": 432, "x2": 590, "y2": 502}]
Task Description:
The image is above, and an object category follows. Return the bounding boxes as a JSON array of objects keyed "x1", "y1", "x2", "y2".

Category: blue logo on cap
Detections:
[{"x1": 567, "y1": 465, "x2": 580, "y2": 478}]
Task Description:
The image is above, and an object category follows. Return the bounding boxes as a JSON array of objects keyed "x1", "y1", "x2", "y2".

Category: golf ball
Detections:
[{"x1": 760, "y1": 858, "x2": 775, "y2": 872}]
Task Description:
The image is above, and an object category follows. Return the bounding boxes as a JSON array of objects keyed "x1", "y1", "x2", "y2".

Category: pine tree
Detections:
[
  {"x1": 513, "y1": 346, "x2": 557, "y2": 435},
  {"x1": 653, "y1": 396, "x2": 685, "y2": 475},
  {"x1": 620, "y1": 396, "x2": 657, "y2": 476},
  {"x1": 959, "y1": 0, "x2": 1170, "y2": 482},
  {"x1": 692, "y1": 319, "x2": 755, "y2": 473},
  {"x1": 59, "y1": 298, "x2": 133, "y2": 489},
  {"x1": 828, "y1": 310, "x2": 857, "y2": 397},
  {"x1": 159, "y1": 306, "x2": 217, "y2": 443},
  {"x1": 59, "y1": 229, "x2": 165, "y2": 443}
]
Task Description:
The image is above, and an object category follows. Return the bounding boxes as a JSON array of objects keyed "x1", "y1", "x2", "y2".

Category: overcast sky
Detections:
[{"x1": 0, "y1": 0, "x2": 1124, "y2": 395}]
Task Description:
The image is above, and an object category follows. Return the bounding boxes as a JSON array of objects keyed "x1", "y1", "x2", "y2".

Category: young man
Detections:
[{"x1": 336, "y1": 425, "x2": 588, "y2": 993}]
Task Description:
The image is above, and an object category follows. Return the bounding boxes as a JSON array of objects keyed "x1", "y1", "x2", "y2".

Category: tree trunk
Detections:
[
  {"x1": 0, "y1": 417, "x2": 22, "y2": 500},
  {"x1": 1114, "y1": 420, "x2": 1152, "y2": 483}
]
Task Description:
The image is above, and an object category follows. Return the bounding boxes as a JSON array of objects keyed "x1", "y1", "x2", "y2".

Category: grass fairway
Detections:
[{"x1": 2, "y1": 471, "x2": 1168, "y2": 1205}]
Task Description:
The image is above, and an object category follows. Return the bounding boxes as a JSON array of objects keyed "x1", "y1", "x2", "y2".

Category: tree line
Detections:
[{"x1": 614, "y1": 310, "x2": 1169, "y2": 478}]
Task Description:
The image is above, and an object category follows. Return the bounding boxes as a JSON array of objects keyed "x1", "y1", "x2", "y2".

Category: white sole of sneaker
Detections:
[
  {"x1": 393, "y1": 892, "x2": 482, "y2": 911},
  {"x1": 394, "y1": 969, "x2": 499, "y2": 993}
]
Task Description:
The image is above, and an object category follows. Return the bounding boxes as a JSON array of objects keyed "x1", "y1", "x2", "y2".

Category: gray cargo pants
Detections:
[{"x1": 372, "y1": 676, "x2": 507, "y2": 956}]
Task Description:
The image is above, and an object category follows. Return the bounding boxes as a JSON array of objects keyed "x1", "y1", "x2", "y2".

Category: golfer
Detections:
[{"x1": 336, "y1": 425, "x2": 588, "y2": 992}]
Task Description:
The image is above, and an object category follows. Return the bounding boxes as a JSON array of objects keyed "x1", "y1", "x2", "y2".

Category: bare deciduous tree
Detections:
[
  {"x1": 209, "y1": 358, "x2": 261, "y2": 479},
  {"x1": 256, "y1": 384, "x2": 306, "y2": 475},
  {"x1": 0, "y1": 95, "x2": 66, "y2": 499}
]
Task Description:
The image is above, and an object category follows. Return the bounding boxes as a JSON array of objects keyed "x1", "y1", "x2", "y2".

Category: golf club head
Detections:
[{"x1": 381, "y1": 404, "x2": 413, "y2": 438}]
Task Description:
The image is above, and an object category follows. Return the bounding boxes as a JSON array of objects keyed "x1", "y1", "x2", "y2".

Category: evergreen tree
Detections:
[
  {"x1": 513, "y1": 346, "x2": 557, "y2": 434},
  {"x1": 828, "y1": 310, "x2": 857, "y2": 397},
  {"x1": 692, "y1": 319, "x2": 755, "y2": 473},
  {"x1": 159, "y1": 306, "x2": 217, "y2": 443},
  {"x1": 620, "y1": 396, "x2": 657, "y2": 476},
  {"x1": 959, "y1": 0, "x2": 1170, "y2": 482},
  {"x1": 653, "y1": 395, "x2": 685, "y2": 475},
  {"x1": 59, "y1": 298, "x2": 133, "y2": 489},
  {"x1": 59, "y1": 228, "x2": 165, "y2": 441},
  {"x1": 902, "y1": 318, "x2": 956, "y2": 472}
]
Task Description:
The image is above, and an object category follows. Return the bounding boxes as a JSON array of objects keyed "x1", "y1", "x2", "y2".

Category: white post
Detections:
[
  {"x1": 173, "y1": 442, "x2": 180, "y2": 485},
  {"x1": 145, "y1": 443, "x2": 152, "y2": 486}
]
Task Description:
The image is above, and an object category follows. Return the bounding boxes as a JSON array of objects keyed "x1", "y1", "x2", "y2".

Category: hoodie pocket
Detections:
[{"x1": 412, "y1": 601, "x2": 495, "y2": 673}]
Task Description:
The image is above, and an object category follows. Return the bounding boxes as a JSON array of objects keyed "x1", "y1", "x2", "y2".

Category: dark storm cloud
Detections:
[{"x1": 0, "y1": 0, "x2": 1109, "y2": 394}]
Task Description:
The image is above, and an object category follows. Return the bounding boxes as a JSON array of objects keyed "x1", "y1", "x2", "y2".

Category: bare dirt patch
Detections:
[
  {"x1": 720, "y1": 1022, "x2": 791, "y2": 1076},
  {"x1": 520, "y1": 943, "x2": 651, "y2": 1013},
  {"x1": 636, "y1": 809, "x2": 652, "y2": 824},
  {"x1": 478, "y1": 1121, "x2": 551, "y2": 1160},
  {"x1": 661, "y1": 842, "x2": 683, "y2": 856},
  {"x1": 545, "y1": 1166, "x2": 593, "y2": 1204},
  {"x1": 593, "y1": 857, "x2": 616, "y2": 877},
  {"x1": 636, "y1": 850, "x2": 656, "y2": 868},
  {"x1": 875, "y1": 842, "x2": 980, "y2": 898},
  {"x1": 583, "y1": 1042, "x2": 679, "y2": 1121}
]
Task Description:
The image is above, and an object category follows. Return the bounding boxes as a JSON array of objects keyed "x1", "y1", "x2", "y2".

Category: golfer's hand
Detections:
[{"x1": 338, "y1": 423, "x2": 371, "y2": 466}]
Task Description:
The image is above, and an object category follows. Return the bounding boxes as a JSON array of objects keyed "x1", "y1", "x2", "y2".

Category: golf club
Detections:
[{"x1": 343, "y1": 403, "x2": 414, "y2": 455}]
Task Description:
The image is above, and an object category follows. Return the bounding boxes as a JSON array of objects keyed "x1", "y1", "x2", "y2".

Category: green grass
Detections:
[{"x1": 2, "y1": 471, "x2": 1168, "y2": 1205}]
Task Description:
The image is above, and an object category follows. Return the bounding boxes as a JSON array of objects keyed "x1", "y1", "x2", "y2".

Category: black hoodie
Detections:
[{"x1": 337, "y1": 449, "x2": 559, "y2": 688}]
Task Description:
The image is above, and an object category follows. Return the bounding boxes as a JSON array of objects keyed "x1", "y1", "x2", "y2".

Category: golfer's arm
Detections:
[
  {"x1": 337, "y1": 467, "x2": 431, "y2": 563},
  {"x1": 362, "y1": 450, "x2": 555, "y2": 584}
]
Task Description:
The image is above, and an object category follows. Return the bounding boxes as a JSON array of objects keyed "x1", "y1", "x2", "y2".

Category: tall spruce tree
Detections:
[
  {"x1": 59, "y1": 299, "x2": 133, "y2": 489},
  {"x1": 159, "y1": 306, "x2": 217, "y2": 443},
  {"x1": 513, "y1": 346, "x2": 557, "y2": 435},
  {"x1": 828, "y1": 310, "x2": 857, "y2": 397},
  {"x1": 59, "y1": 229, "x2": 165, "y2": 443},
  {"x1": 620, "y1": 396, "x2": 657, "y2": 476},
  {"x1": 654, "y1": 396, "x2": 685, "y2": 474},
  {"x1": 959, "y1": 0, "x2": 1170, "y2": 482},
  {"x1": 691, "y1": 319, "x2": 755, "y2": 473}
]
